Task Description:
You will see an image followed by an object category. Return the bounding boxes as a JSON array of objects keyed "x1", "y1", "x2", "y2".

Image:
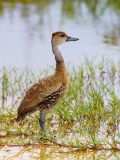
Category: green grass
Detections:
[{"x1": 0, "y1": 61, "x2": 120, "y2": 151}]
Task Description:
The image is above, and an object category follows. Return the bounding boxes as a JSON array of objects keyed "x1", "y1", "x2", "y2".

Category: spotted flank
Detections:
[
  {"x1": 37, "y1": 85, "x2": 65, "y2": 110},
  {"x1": 16, "y1": 85, "x2": 65, "y2": 121}
]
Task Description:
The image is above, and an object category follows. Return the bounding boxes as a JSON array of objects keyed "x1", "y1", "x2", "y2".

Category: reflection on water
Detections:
[
  {"x1": 0, "y1": 144, "x2": 120, "y2": 160},
  {"x1": 0, "y1": 0, "x2": 120, "y2": 70}
]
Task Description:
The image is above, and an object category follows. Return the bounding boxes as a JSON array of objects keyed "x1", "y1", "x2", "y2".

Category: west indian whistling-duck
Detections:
[{"x1": 16, "y1": 31, "x2": 79, "y2": 134}]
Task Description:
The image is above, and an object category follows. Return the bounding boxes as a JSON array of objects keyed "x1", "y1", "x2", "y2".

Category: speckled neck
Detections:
[{"x1": 52, "y1": 44, "x2": 64, "y2": 63}]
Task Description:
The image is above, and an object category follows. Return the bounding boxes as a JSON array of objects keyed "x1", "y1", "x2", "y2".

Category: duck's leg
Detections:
[{"x1": 39, "y1": 112, "x2": 46, "y2": 134}]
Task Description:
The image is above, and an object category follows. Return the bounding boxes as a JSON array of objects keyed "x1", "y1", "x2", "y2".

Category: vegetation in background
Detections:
[
  {"x1": 0, "y1": 61, "x2": 120, "y2": 159},
  {"x1": 0, "y1": 61, "x2": 119, "y2": 145}
]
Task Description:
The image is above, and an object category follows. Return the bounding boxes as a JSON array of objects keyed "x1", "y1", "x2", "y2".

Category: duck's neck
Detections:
[
  {"x1": 52, "y1": 43, "x2": 66, "y2": 74},
  {"x1": 52, "y1": 44, "x2": 64, "y2": 62}
]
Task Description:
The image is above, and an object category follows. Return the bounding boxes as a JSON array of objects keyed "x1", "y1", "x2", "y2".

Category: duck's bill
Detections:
[{"x1": 66, "y1": 36, "x2": 79, "y2": 42}]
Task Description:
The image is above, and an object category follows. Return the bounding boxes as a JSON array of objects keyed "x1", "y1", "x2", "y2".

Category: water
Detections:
[
  {"x1": 0, "y1": 0, "x2": 120, "y2": 71},
  {"x1": 0, "y1": 144, "x2": 119, "y2": 160}
]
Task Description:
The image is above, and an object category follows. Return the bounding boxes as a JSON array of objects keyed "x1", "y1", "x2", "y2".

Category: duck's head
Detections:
[{"x1": 52, "y1": 31, "x2": 79, "y2": 46}]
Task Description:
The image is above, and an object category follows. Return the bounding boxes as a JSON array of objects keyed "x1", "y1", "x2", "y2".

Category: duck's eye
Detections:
[{"x1": 60, "y1": 34, "x2": 65, "y2": 37}]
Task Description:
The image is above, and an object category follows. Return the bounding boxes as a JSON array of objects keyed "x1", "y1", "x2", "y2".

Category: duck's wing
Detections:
[{"x1": 17, "y1": 75, "x2": 62, "y2": 119}]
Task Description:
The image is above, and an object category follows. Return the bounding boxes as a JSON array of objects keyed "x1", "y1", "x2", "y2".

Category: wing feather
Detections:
[{"x1": 18, "y1": 75, "x2": 62, "y2": 116}]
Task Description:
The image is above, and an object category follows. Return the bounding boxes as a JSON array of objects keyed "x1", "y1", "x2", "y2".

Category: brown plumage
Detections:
[{"x1": 16, "y1": 32, "x2": 79, "y2": 123}]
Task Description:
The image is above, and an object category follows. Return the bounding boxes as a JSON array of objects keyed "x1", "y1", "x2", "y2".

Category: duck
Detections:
[{"x1": 16, "y1": 31, "x2": 79, "y2": 133}]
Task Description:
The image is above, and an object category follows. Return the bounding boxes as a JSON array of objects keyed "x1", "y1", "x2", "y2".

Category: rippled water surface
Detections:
[
  {"x1": 0, "y1": 0, "x2": 120, "y2": 70},
  {"x1": 0, "y1": 142, "x2": 119, "y2": 160}
]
